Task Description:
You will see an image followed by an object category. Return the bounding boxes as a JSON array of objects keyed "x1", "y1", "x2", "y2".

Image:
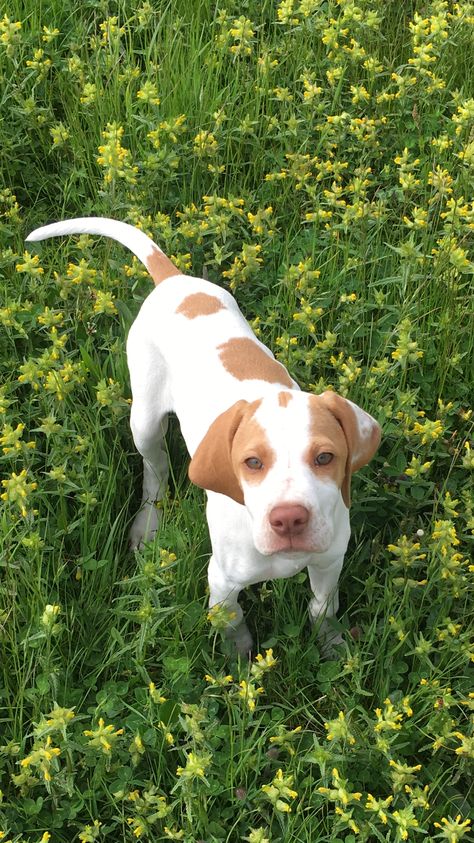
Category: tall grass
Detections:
[{"x1": 0, "y1": 1, "x2": 473, "y2": 841}]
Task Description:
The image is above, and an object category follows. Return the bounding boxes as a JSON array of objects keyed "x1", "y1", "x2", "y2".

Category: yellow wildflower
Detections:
[
  {"x1": 1, "y1": 469, "x2": 37, "y2": 516},
  {"x1": 261, "y1": 768, "x2": 298, "y2": 813},
  {"x1": 83, "y1": 718, "x2": 124, "y2": 755}
]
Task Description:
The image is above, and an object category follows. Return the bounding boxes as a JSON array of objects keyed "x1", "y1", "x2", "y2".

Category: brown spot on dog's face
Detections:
[
  {"x1": 176, "y1": 292, "x2": 225, "y2": 319},
  {"x1": 278, "y1": 391, "x2": 293, "y2": 408},
  {"x1": 146, "y1": 246, "x2": 180, "y2": 286},
  {"x1": 309, "y1": 392, "x2": 381, "y2": 507},
  {"x1": 306, "y1": 397, "x2": 348, "y2": 500},
  {"x1": 232, "y1": 413, "x2": 276, "y2": 487},
  {"x1": 218, "y1": 338, "x2": 293, "y2": 387},
  {"x1": 188, "y1": 399, "x2": 263, "y2": 503}
]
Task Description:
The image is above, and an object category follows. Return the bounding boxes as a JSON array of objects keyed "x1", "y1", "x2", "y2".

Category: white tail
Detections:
[
  {"x1": 26, "y1": 216, "x2": 161, "y2": 264},
  {"x1": 25, "y1": 216, "x2": 179, "y2": 286}
]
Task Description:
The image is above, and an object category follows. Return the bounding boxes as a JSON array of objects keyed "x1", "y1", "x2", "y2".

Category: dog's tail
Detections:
[{"x1": 25, "y1": 217, "x2": 179, "y2": 286}]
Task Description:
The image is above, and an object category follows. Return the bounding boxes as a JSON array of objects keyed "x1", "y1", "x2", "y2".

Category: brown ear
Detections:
[
  {"x1": 319, "y1": 391, "x2": 381, "y2": 507},
  {"x1": 188, "y1": 400, "x2": 251, "y2": 504}
]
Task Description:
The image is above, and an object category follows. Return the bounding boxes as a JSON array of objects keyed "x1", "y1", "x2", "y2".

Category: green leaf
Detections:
[{"x1": 81, "y1": 556, "x2": 110, "y2": 571}]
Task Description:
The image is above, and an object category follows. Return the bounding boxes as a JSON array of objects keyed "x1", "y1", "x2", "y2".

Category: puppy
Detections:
[{"x1": 26, "y1": 218, "x2": 381, "y2": 653}]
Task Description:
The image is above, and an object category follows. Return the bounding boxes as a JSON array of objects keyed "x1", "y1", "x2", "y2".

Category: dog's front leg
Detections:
[
  {"x1": 307, "y1": 557, "x2": 345, "y2": 655},
  {"x1": 207, "y1": 554, "x2": 253, "y2": 656}
]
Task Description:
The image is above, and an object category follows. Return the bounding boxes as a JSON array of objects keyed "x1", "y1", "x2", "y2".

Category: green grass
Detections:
[{"x1": 0, "y1": 1, "x2": 473, "y2": 841}]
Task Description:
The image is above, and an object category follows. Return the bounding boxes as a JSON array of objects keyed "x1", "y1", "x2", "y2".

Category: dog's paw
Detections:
[
  {"x1": 228, "y1": 621, "x2": 253, "y2": 657},
  {"x1": 129, "y1": 503, "x2": 161, "y2": 549},
  {"x1": 314, "y1": 617, "x2": 345, "y2": 659}
]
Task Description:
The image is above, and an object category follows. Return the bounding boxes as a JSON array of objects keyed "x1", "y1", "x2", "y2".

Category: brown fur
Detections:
[
  {"x1": 307, "y1": 397, "x2": 349, "y2": 505},
  {"x1": 316, "y1": 391, "x2": 381, "y2": 506},
  {"x1": 278, "y1": 391, "x2": 293, "y2": 407},
  {"x1": 176, "y1": 292, "x2": 225, "y2": 319},
  {"x1": 188, "y1": 400, "x2": 263, "y2": 504},
  {"x1": 146, "y1": 247, "x2": 180, "y2": 286},
  {"x1": 218, "y1": 338, "x2": 293, "y2": 387}
]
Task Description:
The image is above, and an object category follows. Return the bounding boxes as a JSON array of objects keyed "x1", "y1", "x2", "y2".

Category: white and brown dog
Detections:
[{"x1": 26, "y1": 218, "x2": 381, "y2": 654}]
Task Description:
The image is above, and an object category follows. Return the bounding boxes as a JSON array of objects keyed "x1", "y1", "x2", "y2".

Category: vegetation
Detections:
[{"x1": 0, "y1": 1, "x2": 473, "y2": 840}]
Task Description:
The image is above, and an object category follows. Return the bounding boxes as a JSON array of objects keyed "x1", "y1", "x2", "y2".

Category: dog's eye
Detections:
[
  {"x1": 315, "y1": 452, "x2": 333, "y2": 466},
  {"x1": 245, "y1": 457, "x2": 263, "y2": 470}
]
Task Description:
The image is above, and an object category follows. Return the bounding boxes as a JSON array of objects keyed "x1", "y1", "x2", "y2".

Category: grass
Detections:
[{"x1": 0, "y1": 0, "x2": 473, "y2": 841}]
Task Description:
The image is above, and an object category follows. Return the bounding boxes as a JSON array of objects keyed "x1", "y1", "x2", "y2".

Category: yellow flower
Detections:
[
  {"x1": 137, "y1": 80, "x2": 160, "y2": 105},
  {"x1": 365, "y1": 793, "x2": 393, "y2": 824},
  {"x1": 148, "y1": 681, "x2": 166, "y2": 704},
  {"x1": 193, "y1": 130, "x2": 218, "y2": 157},
  {"x1": 452, "y1": 731, "x2": 474, "y2": 758},
  {"x1": 374, "y1": 697, "x2": 411, "y2": 733},
  {"x1": 78, "y1": 819, "x2": 102, "y2": 842},
  {"x1": 238, "y1": 680, "x2": 264, "y2": 712},
  {"x1": 26, "y1": 49, "x2": 52, "y2": 75},
  {"x1": 99, "y1": 16, "x2": 125, "y2": 45},
  {"x1": 207, "y1": 602, "x2": 237, "y2": 629},
  {"x1": 251, "y1": 648, "x2": 277, "y2": 679},
  {"x1": 461, "y1": 441, "x2": 474, "y2": 469},
  {"x1": 261, "y1": 768, "x2": 298, "y2": 812},
  {"x1": 228, "y1": 16, "x2": 255, "y2": 56},
  {"x1": 277, "y1": 0, "x2": 299, "y2": 25},
  {"x1": 42, "y1": 26, "x2": 59, "y2": 42},
  {"x1": 93, "y1": 290, "x2": 117, "y2": 315},
  {"x1": 83, "y1": 718, "x2": 124, "y2": 755},
  {"x1": 0, "y1": 15, "x2": 22, "y2": 51},
  {"x1": 41, "y1": 604, "x2": 61, "y2": 631},
  {"x1": 268, "y1": 725, "x2": 302, "y2": 755},
  {"x1": 176, "y1": 750, "x2": 211, "y2": 780},
  {"x1": 80, "y1": 82, "x2": 96, "y2": 104},
  {"x1": 97, "y1": 123, "x2": 138, "y2": 184},
  {"x1": 44, "y1": 704, "x2": 75, "y2": 731},
  {"x1": 16, "y1": 252, "x2": 44, "y2": 276},
  {"x1": 389, "y1": 759, "x2": 422, "y2": 792},
  {"x1": 20, "y1": 735, "x2": 61, "y2": 781},
  {"x1": 387, "y1": 535, "x2": 426, "y2": 568},
  {"x1": 324, "y1": 711, "x2": 356, "y2": 745},
  {"x1": 50, "y1": 123, "x2": 70, "y2": 147},
  {"x1": 410, "y1": 418, "x2": 443, "y2": 444},
  {"x1": 433, "y1": 814, "x2": 471, "y2": 841},
  {"x1": 1, "y1": 469, "x2": 37, "y2": 516},
  {"x1": 204, "y1": 673, "x2": 233, "y2": 687},
  {"x1": 392, "y1": 806, "x2": 419, "y2": 840},
  {"x1": 318, "y1": 767, "x2": 362, "y2": 807}
]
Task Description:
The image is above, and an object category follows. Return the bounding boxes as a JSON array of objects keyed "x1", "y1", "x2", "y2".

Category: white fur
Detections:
[{"x1": 26, "y1": 217, "x2": 379, "y2": 655}]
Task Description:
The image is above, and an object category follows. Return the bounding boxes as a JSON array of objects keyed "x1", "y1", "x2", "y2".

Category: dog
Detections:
[{"x1": 26, "y1": 218, "x2": 381, "y2": 654}]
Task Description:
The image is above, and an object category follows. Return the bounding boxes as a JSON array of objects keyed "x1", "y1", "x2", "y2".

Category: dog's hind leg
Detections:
[{"x1": 127, "y1": 322, "x2": 171, "y2": 548}]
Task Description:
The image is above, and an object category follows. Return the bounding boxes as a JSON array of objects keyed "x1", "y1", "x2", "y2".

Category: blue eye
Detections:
[
  {"x1": 245, "y1": 457, "x2": 263, "y2": 470},
  {"x1": 315, "y1": 452, "x2": 333, "y2": 466}
]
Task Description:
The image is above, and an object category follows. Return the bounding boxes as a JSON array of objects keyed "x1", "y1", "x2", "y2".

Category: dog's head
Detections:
[{"x1": 188, "y1": 390, "x2": 381, "y2": 555}]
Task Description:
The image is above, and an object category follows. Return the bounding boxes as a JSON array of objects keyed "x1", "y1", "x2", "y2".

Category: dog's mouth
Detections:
[{"x1": 262, "y1": 536, "x2": 332, "y2": 556}]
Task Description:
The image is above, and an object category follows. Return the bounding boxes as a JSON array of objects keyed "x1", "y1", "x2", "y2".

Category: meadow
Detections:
[{"x1": 0, "y1": 0, "x2": 473, "y2": 840}]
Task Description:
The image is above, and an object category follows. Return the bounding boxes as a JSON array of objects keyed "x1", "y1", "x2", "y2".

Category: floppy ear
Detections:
[
  {"x1": 319, "y1": 391, "x2": 381, "y2": 507},
  {"x1": 188, "y1": 400, "x2": 251, "y2": 504}
]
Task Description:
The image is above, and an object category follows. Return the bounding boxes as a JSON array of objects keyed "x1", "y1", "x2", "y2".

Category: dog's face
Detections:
[{"x1": 189, "y1": 390, "x2": 380, "y2": 556}]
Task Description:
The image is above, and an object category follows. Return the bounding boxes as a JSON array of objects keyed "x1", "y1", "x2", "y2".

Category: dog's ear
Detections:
[
  {"x1": 319, "y1": 391, "x2": 381, "y2": 507},
  {"x1": 188, "y1": 400, "x2": 251, "y2": 504}
]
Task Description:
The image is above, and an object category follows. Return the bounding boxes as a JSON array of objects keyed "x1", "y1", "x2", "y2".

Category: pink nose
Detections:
[{"x1": 269, "y1": 504, "x2": 309, "y2": 537}]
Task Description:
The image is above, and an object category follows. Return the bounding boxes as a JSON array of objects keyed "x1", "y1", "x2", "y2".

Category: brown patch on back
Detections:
[
  {"x1": 278, "y1": 391, "x2": 293, "y2": 408},
  {"x1": 218, "y1": 337, "x2": 293, "y2": 387},
  {"x1": 176, "y1": 292, "x2": 225, "y2": 319},
  {"x1": 146, "y1": 246, "x2": 180, "y2": 286}
]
